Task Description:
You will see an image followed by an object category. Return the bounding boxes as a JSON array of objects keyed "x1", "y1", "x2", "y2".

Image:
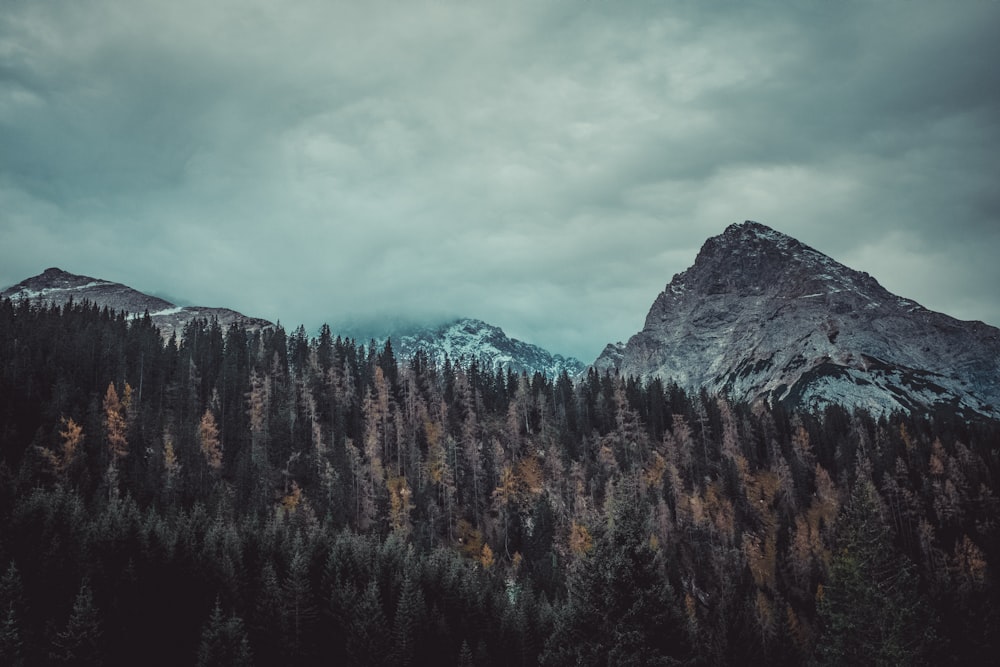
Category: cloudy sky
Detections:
[{"x1": 2, "y1": 0, "x2": 998, "y2": 361}]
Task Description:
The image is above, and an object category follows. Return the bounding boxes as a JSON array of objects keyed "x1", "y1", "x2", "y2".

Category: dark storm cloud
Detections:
[{"x1": 2, "y1": 0, "x2": 998, "y2": 360}]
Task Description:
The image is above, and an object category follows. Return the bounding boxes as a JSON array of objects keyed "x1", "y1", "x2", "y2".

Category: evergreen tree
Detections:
[
  {"x1": 0, "y1": 605, "x2": 24, "y2": 667},
  {"x1": 815, "y1": 477, "x2": 934, "y2": 665},
  {"x1": 391, "y1": 570, "x2": 427, "y2": 666},
  {"x1": 196, "y1": 598, "x2": 253, "y2": 667},
  {"x1": 250, "y1": 561, "x2": 284, "y2": 665},
  {"x1": 51, "y1": 581, "x2": 103, "y2": 665},
  {"x1": 0, "y1": 565, "x2": 25, "y2": 667},
  {"x1": 543, "y1": 481, "x2": 690, "y2": 666},
  {"x1": 346, "y1": 581, "x2": 389, "y2": 666},
  {"x1": 283, "y1": 544, "x2": 317, "y2": 660}
]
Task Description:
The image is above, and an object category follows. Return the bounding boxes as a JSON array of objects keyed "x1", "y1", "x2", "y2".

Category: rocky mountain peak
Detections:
[
  {"x1": 668, "y1": 220, "x2": 883, "y2": 304},
  {"x1": 597, "y1": 221, "x2": 1000, "y2": 419}
]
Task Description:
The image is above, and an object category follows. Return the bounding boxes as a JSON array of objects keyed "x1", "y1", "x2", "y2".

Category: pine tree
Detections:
[
  {"x1": 0, "y1": 563, "x2": 25, "y2": 667},
  {"x1": 543, "y1": 480, "x2": 690, "y2": 666},
  {"x1": 283, "y1": 544, "x2": 317, "y2": 660},
  {"x1": 815, "y1": 477, "x2": 933, "y2": 665},
  {"x1": 458, "y1": 640, "x2": 474, "y2": 667},
  {"x1": 391, "y1": 571, "x2": 427, "y2": 666},
  {"x1": 197, "y1": 598, "x2": 253, "y2": 667},
  {"x1": 250, "y1": 561, "x2": 284, "y2": 665},
  {"x1": 0, "y1": 606, "x2": 23, "y2": 667},
  {"x1": 51, "y1": 581, "x2": 103, "y2": 665},
  {"x1": 0, "y1": 562, "x2": 24, "y2": 621},
  {"x1": 346, "y1": 581, "x2": 389, "y2": 666}
]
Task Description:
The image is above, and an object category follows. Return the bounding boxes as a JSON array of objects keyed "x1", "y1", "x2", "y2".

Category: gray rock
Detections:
[{"x1": 593, "y1": 221, "x2": 1000, "y2": 418}]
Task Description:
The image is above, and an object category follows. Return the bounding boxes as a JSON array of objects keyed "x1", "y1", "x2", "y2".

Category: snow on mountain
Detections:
[
  {"x1": 593, "y1": 221, "x2": 1000, "y2": 419},
  {"x1": 2, "y1": 270, "x2": 581, "y2": 378},
  {"x1": 383, "y1": 318, "x2": 586, "y2": 378},
  {"x1": 2, "y1": 268, "x2": 273, "y2": 339},
  {"x1": 3, "y1": 268, "x2": 174, "y2": 314}
]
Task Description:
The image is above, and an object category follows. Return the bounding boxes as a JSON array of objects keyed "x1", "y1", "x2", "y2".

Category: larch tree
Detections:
[
  {"x1": 41, "y1": 417, "x2": 84, "y2": 482},
  {"x1": 199, "y1": 409, "x2": 223, "y2": 473},
  {"x1": 103, "y1": 383, "x2": 128, "y2": 462}
]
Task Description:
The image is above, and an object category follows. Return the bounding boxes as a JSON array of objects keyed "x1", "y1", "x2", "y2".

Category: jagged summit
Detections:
[
  {"x1": 595, "y1": 221, "x2": 1000, "y2": 419},
  {"x1": 664, "y1": 220, "x2": 886, "y2": 304},
  {"x1": 2, "y1": 268, "x2": 271, "y2": 339}
]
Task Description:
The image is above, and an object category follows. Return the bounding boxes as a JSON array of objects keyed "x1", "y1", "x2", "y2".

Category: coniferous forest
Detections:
[{"x1": 1, "y1": 298, "x2": 998, "y2": 666}]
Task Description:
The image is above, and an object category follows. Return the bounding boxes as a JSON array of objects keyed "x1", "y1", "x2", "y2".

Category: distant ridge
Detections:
[
  {"x1": 378, "y1": 318, "x2": 586, "y2": 379},
  {"x1": 2, "y1": 270, "x2": 581, "y2": 377},
  {"x1": 2, "y1": 267, "x2": 273, "y2": 340}
]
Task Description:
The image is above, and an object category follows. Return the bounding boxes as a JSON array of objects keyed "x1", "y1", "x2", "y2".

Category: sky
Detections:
[{"x1": 2, "y1": 0, "x2": 999, "y2": 362}]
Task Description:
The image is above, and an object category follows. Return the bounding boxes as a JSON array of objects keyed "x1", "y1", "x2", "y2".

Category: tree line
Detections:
[{"x1": 0, "y1": 297, "x2": 997, "y2": 665}]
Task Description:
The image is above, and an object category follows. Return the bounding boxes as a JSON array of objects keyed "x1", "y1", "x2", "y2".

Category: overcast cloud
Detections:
[{"x1": 2, "y1": 0, "x2": 999, "y2": 361}]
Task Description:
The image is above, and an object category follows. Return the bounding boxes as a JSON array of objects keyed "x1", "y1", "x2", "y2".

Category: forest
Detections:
[{"x1": 0, "y1": 297, "x2": 997, "y2": 665}]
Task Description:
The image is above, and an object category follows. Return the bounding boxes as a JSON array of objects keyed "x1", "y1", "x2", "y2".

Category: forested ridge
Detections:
[{"x1": 0, "y1": 298, "x2": 997, "y2": 665}]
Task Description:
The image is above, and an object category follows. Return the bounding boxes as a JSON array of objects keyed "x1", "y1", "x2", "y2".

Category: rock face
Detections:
[
  {"x1": 2, "y1": 268, "x2": 272, "y2": 340},
  {"x1": 388, "y1": 318, "x2": 586, "y2": 378},
  {"x1": 593, "y1": 221, "x2": 1000, "y2": 418}
]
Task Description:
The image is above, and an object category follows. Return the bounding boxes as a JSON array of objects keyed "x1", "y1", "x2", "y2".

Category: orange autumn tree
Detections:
[
  {"x1": 103, "y1": 383, "x2": 129, "y2": 462},
  {"x1": 41, "y1": 417, "x2": 84, "y2": 480},
  {"x1": 199, "y1": 409, "x2": 223, "y2": 472}
]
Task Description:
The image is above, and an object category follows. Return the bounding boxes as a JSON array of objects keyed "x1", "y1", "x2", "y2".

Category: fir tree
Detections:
[
  {"x1": 815, "y1": 477, "x2": 934, "y2": 665},
  {"x1": 51, "y1": 581, "x2": 103, "y2": 665},
  {"x1": 197, "y1": 598, "x2": 253, "y2": 667}
]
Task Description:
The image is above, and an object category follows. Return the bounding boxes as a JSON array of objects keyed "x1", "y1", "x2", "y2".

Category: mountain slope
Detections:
[
  {"x1": 2, "y1": 267, "x2": 272, "y2": 339},
  {"x1": 385, "y1": 318, "x2": 586, "y2": 378},
  {"x1": 594, "y1": 221, "x2": 1000, "y2": 418}
]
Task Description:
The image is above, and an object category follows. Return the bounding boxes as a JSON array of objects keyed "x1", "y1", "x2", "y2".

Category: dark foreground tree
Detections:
[
  {"x1": 543, "y1": 480, "x2": 691, "y2": 666},
  {"x1": 815, "y1": 475, "x2": 933, "y2": 666},
  {"x1": 197, "y1": 598, "x2": 253, "y2": 667},
  {"x1": 51, "y1": 581, "x2": 103, "y2": 665}
]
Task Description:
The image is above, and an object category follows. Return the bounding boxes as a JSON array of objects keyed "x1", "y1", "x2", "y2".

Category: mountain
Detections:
[
  {"x1": 1, "y1": 267, "x2": 273, "y2": 339},
  {"x1": 382, "y1": 318, "x2": 586, "y2": 378},
  {"x1": 2, "y1": 270, "x2": 582, "y2": 378},
  {"x1": 593, "y1": 221, "x2": 1000, "y2": 419}
]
